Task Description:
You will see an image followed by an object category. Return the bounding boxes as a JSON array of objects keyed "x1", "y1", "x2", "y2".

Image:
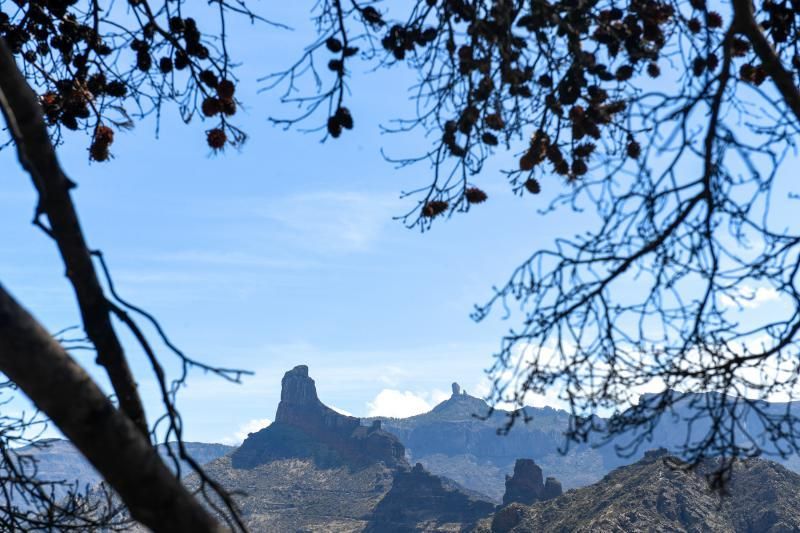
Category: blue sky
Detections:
[
  {"x1": 2, "y1": 3, "x2": 789, "y2": 446},
  {"x1": 0, "y1": 5, "x2": 585, "y2": 444}
]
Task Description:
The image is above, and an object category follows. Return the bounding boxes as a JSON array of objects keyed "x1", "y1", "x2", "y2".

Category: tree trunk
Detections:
[{"x1": 0, "y1": 286, "x2": 225, "y2": 532}]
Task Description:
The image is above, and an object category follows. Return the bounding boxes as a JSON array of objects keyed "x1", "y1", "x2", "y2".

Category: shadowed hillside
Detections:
[{"x1": 476, "y1": 450, "x2": 800, "y2": 533}]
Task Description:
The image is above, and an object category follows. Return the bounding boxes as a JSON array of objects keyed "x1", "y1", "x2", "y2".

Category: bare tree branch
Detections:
[
  {"x1": 0, "y1": 285, "x2": 224, "y2": 533},
  {"x1": 0, "y1": 37, "x2": 148, "y2": 436},
  {"x1": 269, "y1": 0, "x2": 800, "y2": 487}
]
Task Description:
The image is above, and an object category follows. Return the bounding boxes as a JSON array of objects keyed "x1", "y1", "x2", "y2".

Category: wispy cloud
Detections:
[
  {"x1": 151, "y1": 250, "x2": 315, "y2": 270},
  {"x1": 249, "y1": 191, "x2": 400, "y2": 253},
  {"x1": 471, "y1": 377, "x2": 569, "y2": 412},
  {"x1": 118, "y1": 191, "x2": 401, "y2": 289}
]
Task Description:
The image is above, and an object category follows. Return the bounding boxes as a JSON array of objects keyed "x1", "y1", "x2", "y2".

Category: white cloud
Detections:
[
  {"x1": 221, "y1": 418, "x2": 271, "y2": 445},
  {"x1": 720, "y1": 285, "x2": 780, "y2": 309},
  {"x1": 473, "y1": 342, "x2": 573, "y2": 411},
  {"x1": 366, "y1": 389, "x2": 449, "y2": 418}
]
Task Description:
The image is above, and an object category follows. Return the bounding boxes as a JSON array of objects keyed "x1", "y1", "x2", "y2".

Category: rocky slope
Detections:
[
  {"x1": 194, "y1": 365, "x2": 497, "y2": 532},
  {"x1": 366, "y1": 463, "x2": 495, "y2": 532},
  {"x1": 475, "y1": 449, "x2": 800, "y2": 533},
  {"x1": 195, "y1": 456, "x2": 394, "y2": 532}
]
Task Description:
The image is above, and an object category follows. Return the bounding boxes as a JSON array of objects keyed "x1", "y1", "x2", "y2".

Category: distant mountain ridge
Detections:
[
  {"x1": 369, "y1": 385, "x2": 800, "y2": 501},
  {"x1": 367, "y1": 384, "x2": 612, "y2": 499},
  {"x1": 18, "y1": 369, "x2": 800, "y2": 531},
  {"x1": 13, "y1": 439, "x2": 233, "y2": 486},
  {"x1": 7, "y1": 439, "x2": 233, "y2": 511}
]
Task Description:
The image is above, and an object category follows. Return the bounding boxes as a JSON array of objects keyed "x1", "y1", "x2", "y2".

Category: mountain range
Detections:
[
  {"x1": 186, "y1": 364, "x2": 499, "y2": 531},
  {"x1": 15, "y1": 365, "x2": 800, "y2": 531},
  {"x1": 8, "y1": 438, "x2": 233, "y2": 507},
  {"x1": 367, "y1": 383, "x2": 611, "y2": 499}
]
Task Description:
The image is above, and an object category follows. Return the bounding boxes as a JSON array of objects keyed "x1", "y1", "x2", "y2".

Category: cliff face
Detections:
[{"x1": 232, "y1": 365, "x2": 406, "y2": 470}]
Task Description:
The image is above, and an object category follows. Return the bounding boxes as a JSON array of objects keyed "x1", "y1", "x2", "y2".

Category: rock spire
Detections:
[{"x1": 232, "y1": 365, "x2": 406, "y2": 469}]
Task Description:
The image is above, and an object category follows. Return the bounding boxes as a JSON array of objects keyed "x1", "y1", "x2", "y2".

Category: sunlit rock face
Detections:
[{"x1": 231, "y1": 365, "x2": 406, "y2": 469}]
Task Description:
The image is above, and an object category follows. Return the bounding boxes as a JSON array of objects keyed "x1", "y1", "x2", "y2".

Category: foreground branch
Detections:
[
  {"x1": 0, "y1": 286, "x2": 224, "y2": 533},
  {"x1": 0, "y1": 38, "x2": 148, "y2": 435}
]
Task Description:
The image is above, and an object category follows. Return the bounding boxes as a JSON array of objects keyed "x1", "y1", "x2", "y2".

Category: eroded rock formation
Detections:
[
  {"x1": 543, "y1": 476, "x2": 563, "y2": 500},
  {"x1": 214, "y1": 365, "x2": 497, "y2": 531},
  {"x1": 366, "y1": 462, "x2": 495, "y2": 532},
  {"x1": 502, "y1": 458, "x2": 562, "y2": 506},
  {"x1": 232, "y1": 365, "x2": 405, "y2": 469}
]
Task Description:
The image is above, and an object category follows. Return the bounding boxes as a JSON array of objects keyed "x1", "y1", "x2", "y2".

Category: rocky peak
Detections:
[
  {"x1": 272, "y1": 365, "x2": 360, "y2": 432},
  {"x1": 543, "y1": 476, "x2": 563, "y2": 500},
  {"x1": 428, "y1": 388, "x2": 492, "y2": 421},
  {"x1": 451, "y1": 382, "x2": 470, "y2": 397},
  {"x1": 643, "y1": 447, "x2": 670, "y2": 462},
  {"x1": 232, "y1": 365, "x2": 406, "y2": 470},
  {"x1": 502, "y1": 459, "x2": 562, "y2": 506},
  {"x1": 366, "y1": 461, "x2": 496, "y2": 531},
  {"x1": 278, "y1": 365, "x2": 316, "y2": 406}
]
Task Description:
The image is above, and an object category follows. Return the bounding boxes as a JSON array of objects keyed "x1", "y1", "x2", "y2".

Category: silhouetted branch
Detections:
[
  {"x1": 0, "y1": 285, "x2": 224, "y2": 532},
  {"x1": 0, "y1": 36, "x2": 149, "y2": 436},
  {"x1": 1, "y1": 32, "x2": 249, "y2": 530},
  {"x1": 272, "y1": 0, "x2": 800, "y2": 486}
]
